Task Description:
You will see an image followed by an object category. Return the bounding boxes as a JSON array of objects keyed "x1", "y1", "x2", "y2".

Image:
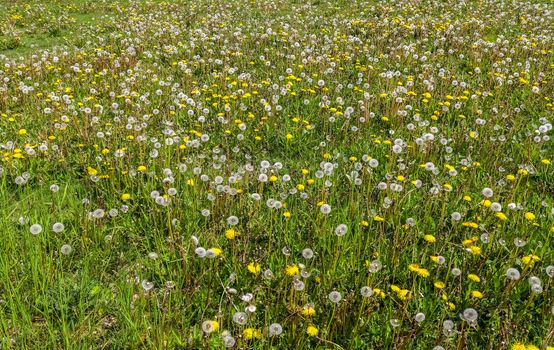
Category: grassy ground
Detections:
[
  {"x1": 0, "y1": 0, "x2": 119, "y2": 57},
  {"x1": 0, "y1": 0, "x2": 553, "y2": 349}
]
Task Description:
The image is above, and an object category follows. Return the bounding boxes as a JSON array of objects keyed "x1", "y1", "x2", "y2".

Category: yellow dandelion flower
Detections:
[
  {"x1": 285, "y1": 265, "x2": 299, "y2": 276},
  {"x1": 247, "y1": 262, "x2": 261, "y2": 274},
  {"x1": 243, "y1": 328, "x2": 254, "y2": 339},
  {"x1": 243, "y1": 328, "x2": 262, "y2": 339},
  {"x1": 397, "y1": 289, "x2": 410, "y2": 300},
  {"x1": 524, "y1": 212, "x2": 535, "y2": 221},
  {"x1": 210, "y1": 248, "x2": 222, "y2": 257},
  {"x1": 301, "y1": 306, "x2": 316, "y2": 316},
  {"x1": 225, "y1": 229, "x2": 236, "y2": 240},
  {"x1": 423, "y1": 234, "x2": 436, "y2": 243},
  {"x1": 463, "y1": 222, "x2": 479, "y2": 229},
  {"x1": 521, "y1": 255, "x2": 540, "y2": 266},
  {"x1": 416, "y1": 268, "x2": 430, "y2": 278},
  {"x1": 373, "y1": 288, "x2": 386, "y2": 298},
  {"x1": 306, "y1": 325, "x2": 319, "y2": 337},
  {"x1": 468, "y1": 274, "x2": 481, "y2": 283}
]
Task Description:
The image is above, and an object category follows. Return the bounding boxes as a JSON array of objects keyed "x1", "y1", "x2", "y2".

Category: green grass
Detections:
[
  {"x1": 0, "y1": 0, "x2": 553, "y2": 349},
  {"x1": 0, "y1": 0, "x2": 115, "y2": 57}
]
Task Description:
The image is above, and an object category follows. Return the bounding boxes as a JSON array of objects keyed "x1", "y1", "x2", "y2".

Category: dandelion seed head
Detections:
[
  {"x1": 482, "y1": 187, "x2": 494, "y2": 198},
  {"x1": 506, "y1": 268, "x2": 521, "y2": 280},
  {"x1": 232, "y1": 312, "x2": 248, "y2": 325},
  {"x1": 302, "y1": 248, "x2": 314, "y2": 259},
  {"x1": 30, "y1": 224, "x2": 42, "y2": 235},
  {"x1": 360, "y1": 286, "x2": 373, "y2": 297},
  {"x1": 320, "y1": 204, "x2": 331, "y2": 214},
  {"x1": 52, "y1": 222, "x2": 64, "y2": 233},
  {"x1": 462, "y1": 308, "x2": 478, "y2": 322},
  {"x1": 328, "y1": 291, "x2": 342, "y2": 303},
  {"x1": 60, "y1": 244, "x2": 72, "y2": 255},
  {"x1": 269, "y1": 323, "x2": 283, "y2": 336},
  {"x1": 141, "y1": 280, "x2": 154, "y2": 292},
  {"x1": 335, "y1": 224, "x2": 348, "y2": 236},
  {"x1": 414, "y1": 312, "x2": 425, "y2": 323}
]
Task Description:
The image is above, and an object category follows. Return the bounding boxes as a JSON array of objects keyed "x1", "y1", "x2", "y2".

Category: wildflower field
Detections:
[{"x1": 0, "y1": 0, "x2": 553, "y2": 348}]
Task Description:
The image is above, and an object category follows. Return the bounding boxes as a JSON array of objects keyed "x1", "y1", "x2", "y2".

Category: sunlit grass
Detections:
[{"x1": 0, "y1": 0, "x2": 553, "y2": 349}]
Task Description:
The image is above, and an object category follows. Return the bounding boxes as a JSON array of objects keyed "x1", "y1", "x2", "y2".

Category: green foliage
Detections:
[{"x1": 0, "y1": 0, "x2": 553, "y2": 349}]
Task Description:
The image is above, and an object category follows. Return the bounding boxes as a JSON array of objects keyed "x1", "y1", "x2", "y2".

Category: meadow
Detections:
[{"x1": 0, "y1": 0, "x2": 553, "y2": 348}]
